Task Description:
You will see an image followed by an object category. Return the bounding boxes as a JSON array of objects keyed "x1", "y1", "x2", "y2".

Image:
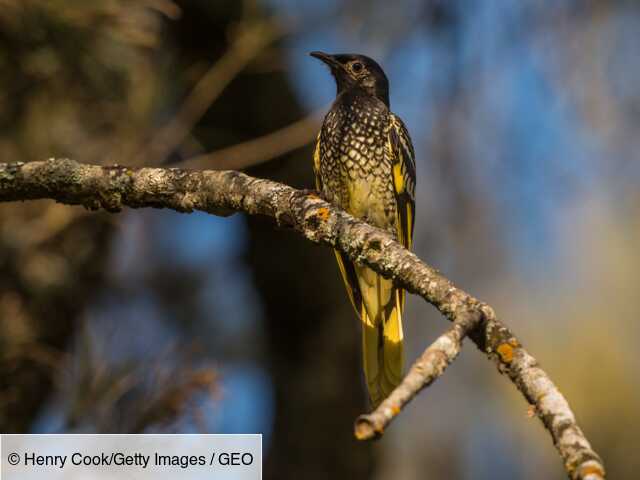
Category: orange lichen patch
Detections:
[
  {"x1": 354, "y1": 419, "x2": 377, "y2": 441},
  {"x1": 577, "y1": 465, "x2": 605, "y2": 478},
  {"x1": 535, "y1": 391, "x2": 549, "y2": 404},
  {"x1": 496, "y1": 343, "x2": 514, "y2": 363},
  {"x1": 316, "y1": 207, "x2": 330, "y2": 221},
  {"x1": 354, "y1": 428, "x2": 368, "y2": 441},
  {"x1": 391, "y1": 405, "x2": 401, "y2": 416}
]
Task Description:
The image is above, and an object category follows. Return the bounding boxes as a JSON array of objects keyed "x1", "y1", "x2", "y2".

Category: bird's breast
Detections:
[{"x1": 319, "y1": 102, "x2": 396, "y2": 230}]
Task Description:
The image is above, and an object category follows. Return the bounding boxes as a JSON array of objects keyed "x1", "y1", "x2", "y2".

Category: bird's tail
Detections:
[{"x1": 355, "y1": 264, "x2": 404, "y2": 408}]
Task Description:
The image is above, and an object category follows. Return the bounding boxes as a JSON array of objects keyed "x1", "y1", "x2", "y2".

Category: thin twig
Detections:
[
  {"x1": 180, "y1": 110, "x2": 322, "y2": 170},
  {"x1": 354, "y1": 310, "x2": 483, "y2": 440},
  {"x1": 0, "y1": 159, "x2": 606, "y2": 480},
  {"x1": 141, "y1": 18, "x2": 284, "y2": 165}
]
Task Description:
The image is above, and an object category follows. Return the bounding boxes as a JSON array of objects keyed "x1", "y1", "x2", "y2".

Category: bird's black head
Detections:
[{"x1": 310, "y1": 52, "x2": 390, "y2": 107}]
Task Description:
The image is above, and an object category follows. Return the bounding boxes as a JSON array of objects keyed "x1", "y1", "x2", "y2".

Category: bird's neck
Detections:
[{"x1": 336, "y1": 85, "x2": 389, "y2": 110}]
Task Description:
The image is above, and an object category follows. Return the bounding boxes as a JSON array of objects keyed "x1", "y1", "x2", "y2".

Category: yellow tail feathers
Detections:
[
  {"x1": 332, "y1": 251, "x2": 405, "y2": 407},
  {"x1": 355, "y1": 265, "x2": 404, "y2": 407}
]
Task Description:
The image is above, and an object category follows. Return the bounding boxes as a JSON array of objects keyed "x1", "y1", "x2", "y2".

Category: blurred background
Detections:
[{"x1": 0, "y1": 0, "x2": 638, "y2": 479}]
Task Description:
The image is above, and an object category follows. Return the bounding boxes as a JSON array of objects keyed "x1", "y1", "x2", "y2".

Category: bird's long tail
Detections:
[{"x1": 355, "y1": 264, "x2": 404, "y2": 408}]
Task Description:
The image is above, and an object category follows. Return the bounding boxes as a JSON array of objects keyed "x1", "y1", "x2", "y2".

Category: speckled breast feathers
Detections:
[{"x1": 314, "y1": 93, "x2": 415, "y2": 240}]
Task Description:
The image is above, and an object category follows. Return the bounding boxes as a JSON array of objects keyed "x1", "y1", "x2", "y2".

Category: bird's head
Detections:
[{"x1": 310, "y1": 51, "x2": 389, "y2": 106}]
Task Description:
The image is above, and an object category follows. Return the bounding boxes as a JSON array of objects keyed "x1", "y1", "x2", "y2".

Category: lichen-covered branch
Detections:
[
  {"x1": 354, "y1": 312, "x2": 482, "y2": 441},
  {"x1": 0, "y1": 159, "x2": 605, "y2": 479}
]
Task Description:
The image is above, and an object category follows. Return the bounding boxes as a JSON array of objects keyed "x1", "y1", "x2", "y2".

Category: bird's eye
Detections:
[{"x1": 351, "y1": 62, "x2": 364, "y2": 73}]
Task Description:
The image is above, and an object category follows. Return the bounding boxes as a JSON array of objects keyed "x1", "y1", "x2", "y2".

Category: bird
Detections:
[{"x1": 310, "y1": 51, "x2": 416, "y2": 407}]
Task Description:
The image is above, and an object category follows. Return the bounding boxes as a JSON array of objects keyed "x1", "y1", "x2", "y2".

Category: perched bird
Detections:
[{"x1": 310, "y1": 51, "x2": 416, "y2": 407}]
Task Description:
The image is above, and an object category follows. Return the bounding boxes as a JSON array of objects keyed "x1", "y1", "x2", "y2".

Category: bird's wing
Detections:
[
  {"x1": 389, "y1": 113, "x2": 416, "y2": 250},
  {"x1": 388, "y1": 114, "x2": 416, "y2": 312}
]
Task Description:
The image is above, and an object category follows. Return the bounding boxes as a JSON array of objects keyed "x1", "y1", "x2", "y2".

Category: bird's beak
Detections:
[{"x1": 310, "y1": 51, "x2": 342, "y2": 70}]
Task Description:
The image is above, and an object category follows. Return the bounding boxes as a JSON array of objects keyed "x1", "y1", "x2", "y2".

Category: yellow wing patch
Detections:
[
  {"x1": 393, "y1": 162, "x2": 405, "y2": 193},
  {"x1": 405, "y1": 202, "x2": 413, "y2": 249},
  {"x1": 313, "y1": 134, "x2": 322, "y2": 190}
]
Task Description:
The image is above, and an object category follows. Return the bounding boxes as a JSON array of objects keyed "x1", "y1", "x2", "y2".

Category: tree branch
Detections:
[
  {"x1": 354, "y1": 311, "x2": 482, "y2": 440},
  {"x1": 0, "y1": 159, "x2": 605, "y2": 479}
]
